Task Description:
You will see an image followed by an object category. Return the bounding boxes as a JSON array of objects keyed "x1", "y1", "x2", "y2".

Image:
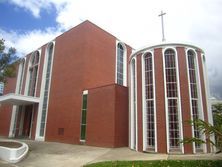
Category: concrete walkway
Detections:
[{"x1": 0, "y1": 139, "x2": 221, "y2": 167}]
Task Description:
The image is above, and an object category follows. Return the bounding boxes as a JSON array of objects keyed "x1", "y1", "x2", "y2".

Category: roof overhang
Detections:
[{"x1": 0, "y1": 93, "x2": 40, "y2": 105}]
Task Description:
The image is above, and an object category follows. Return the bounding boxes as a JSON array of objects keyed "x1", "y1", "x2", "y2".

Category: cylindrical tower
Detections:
[{"x1": 129, "y1": 43, "x2": 213, "y2": 154}]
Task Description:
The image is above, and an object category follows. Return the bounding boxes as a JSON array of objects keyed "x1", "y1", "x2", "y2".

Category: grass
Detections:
[{"x1": 84, "y1": 160, "x2": 222, "y2": 167}]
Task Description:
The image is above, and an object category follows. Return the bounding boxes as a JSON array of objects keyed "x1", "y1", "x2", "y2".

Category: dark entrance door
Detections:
[{"x1": 22, "y1": 105, "x2": 33, "y2": 137}]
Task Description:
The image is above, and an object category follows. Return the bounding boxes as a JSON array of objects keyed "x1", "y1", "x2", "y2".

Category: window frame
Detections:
[
  {"x1": 130, "y1": 57, "x2": 138, "y2": 150},
  {"x1": 116, "y1": 41, "x2": 127, "y2": 86},
  {"x1": 25, "y1": 50, "x2": 41, "y2": 96},
  {"x1": 141, "y1": 51, "x2": 157, "y2": 152},
  {"x1": 163, "y1": 47, "x2": 183, "y2": 153},
  {"x1": 80, "y1": 90, "x2": 88, "y2": 142},
  {"x1": 35, "y1": 42, "x2": 55, "y2": 140},
  {"x1": 186, "y1": 48, "x2": 206, "y2": 153}
]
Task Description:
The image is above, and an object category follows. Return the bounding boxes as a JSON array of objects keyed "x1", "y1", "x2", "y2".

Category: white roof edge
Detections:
[{"x1": 130, "y1": 42, "x2": 205, "y2": 61}]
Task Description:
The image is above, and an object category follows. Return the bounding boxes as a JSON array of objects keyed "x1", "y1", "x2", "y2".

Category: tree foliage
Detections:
[
  {"x1": 182, "y1": 108, "x2": 222, "y2": 153},
  {"x1": 0, "y1": 39, "x2": 18, "y2": 83}
]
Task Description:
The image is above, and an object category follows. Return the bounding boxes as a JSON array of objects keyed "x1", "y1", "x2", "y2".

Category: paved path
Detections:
[{"x1": 0, "y1": 139, "x2": 222, "y2": 167}]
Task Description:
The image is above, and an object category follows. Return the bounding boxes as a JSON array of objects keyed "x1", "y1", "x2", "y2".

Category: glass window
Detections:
[
  {"x1": 18, "y1": 59, "x2": 25, "y2": 94},
  {"x1": 187, "y1": 50, "x2": 202, "y2": 151},
  {"x1": 40, "y1": 43, "x2": 54, "y2": 137},
  {"x1": 0, "y1": 82, "x2": 4, "y2": 96},
  {"x1": 144, "y1": 53, "x2": 155, "y2": 151},
  {"x1": 117, "y1": 43, "x2": 125, "y2": 86},
  {"x1": 131, "y1": 58, "x2": 137, "y2": 149},
  {"x1": 28, "y1": 51, "x2": 39, "y2": 96},
  {"x1": 164, "y1": 49, "x2": 181, "y2": 151},
  {"x1": 80, "y1": 93, "x2": 88, "y2": 141}
]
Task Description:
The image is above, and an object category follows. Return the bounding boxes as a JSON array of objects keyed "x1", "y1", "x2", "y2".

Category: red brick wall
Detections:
[
  {"x1": 114, "y1": 85, "x2": 128, "y2": 147},
  {"x1": 136, "y1": 55, "x2": 143, "y2": 152},
  {"x1": 86, "y1": 85, "x2": 116, "y2": 147},
  {"x1": 177, "y1": 47, "x2": 193, "y2": 153},
  {"x1": 1, "y1": 21, "x2": 132, "y2": 147},
  {"x1": 86, "y1": 84, "x2": 128, "y2": 147},
  {"x1": 31, "y1": 104, "x2": 39, "y2": 139},
  {"x1": 45, "y1": 21, "x2": 132, "y2": 145},
  {"x1": 0, "y1": 65, "x2": 18, "y2": 136},
  {"x1": 197, "y1": 50, "x2": 210, "y2": 152},
  {"x1": 154, "y1": 48, "x2": 167, "y2": 153}
]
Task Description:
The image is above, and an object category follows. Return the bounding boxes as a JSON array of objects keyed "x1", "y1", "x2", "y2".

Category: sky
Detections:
[{"x1": 0, "y1": 0, "x2": 222, "y2": 99}]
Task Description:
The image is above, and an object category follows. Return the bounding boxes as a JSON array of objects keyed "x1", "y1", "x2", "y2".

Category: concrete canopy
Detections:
[{"x1": 0, "y1": 93, "x2": 40, "y2": 105}]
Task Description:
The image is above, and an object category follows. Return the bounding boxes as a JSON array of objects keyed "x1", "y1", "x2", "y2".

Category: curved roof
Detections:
[{"x1": 130, "y1": 42, "x2": 204, "y2": 61}]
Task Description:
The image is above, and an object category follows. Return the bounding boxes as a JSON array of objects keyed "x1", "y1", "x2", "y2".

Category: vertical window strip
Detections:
[
  {"x1": 187, "y1": 50, "x2": 202, "y2": 151},
  {"x1": 18, "y1": 60, "x2": 25, "y2": 94},
  {"x1": 80, "y1": 93, "x2": 88, "y2": 141},
  {"x1": 39, "y1": 44, "x2": 53, "y2": 137},
  {"x1": 164, "y1": 49, "x2": 181, "y2": 151},
  {"x1": 131, "y1": 59, "x2": 137, "y2": 149},
  {"x1": 12, "y1": 106, "x2": 22, "y2": 136},
  {"x1": 0, "y1": 82, "x2": 3, "y2": 95},
  {"x1": 28, "y1": 52, "x2": 39, "y2": 96},
  {"x1": 144, "y1": 53, "x2": 155, "y2": 151},
  {"x1": 117, "y1": 43, "x2": 124, "y2": 85}
]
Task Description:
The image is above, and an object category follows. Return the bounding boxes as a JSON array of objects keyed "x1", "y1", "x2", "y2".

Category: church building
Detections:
[{"x1": 0, "y1": 20, "x2": 213, "y2": 154}]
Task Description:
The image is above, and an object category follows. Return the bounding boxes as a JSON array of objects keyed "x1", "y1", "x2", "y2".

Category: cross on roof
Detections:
[{"x1": 158, "y1": 11, "x2": 166, "y2": 42}]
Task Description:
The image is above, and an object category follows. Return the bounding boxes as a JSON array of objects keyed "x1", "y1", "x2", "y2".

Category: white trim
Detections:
[
  {"x1": 9, "y1": 106, "x2": 17, "y2": 137},
  {"x1": 153, "y1": 51, "x2": 157, "y2": 153},
  {"x1": 9, "y1": 58, "x2": 26, "y2": 137},
  {"x1": 83, "y1": 90, "x2": 88, "y2": 95},
  {"x1": 130, "y1": 43, "x2": 204, "y2": 61},
  {"x1": 195, "y1": 51, "x2": 207, "y2": 153},
  {"x1": 141, "y1": 52, "x2": 146, "y2": 151},
  {"x1": 115, "y1": 40, "x2": 127, "y2": 87},
  {"x1": 141, "y1": 50, "x2": 157, "y2": 152},
  {"x1": 162, "y1": 46, "x2": 184, "y2": 153},
  {"x1": 130, "y1": 57, "x2": 138, "y2": 151},
  {"x1": 35, "y1": 41, "x2": 55, "y2": 141},
  {"x1": 201, "y1": 54, "x2": 215, "y2": 152}
]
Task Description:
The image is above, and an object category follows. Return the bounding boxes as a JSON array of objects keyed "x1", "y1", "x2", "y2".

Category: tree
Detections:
[
  {"x1": 182, "y1": 110, "x2": 222, "y2": 153},
  {"x1": 0, "y1": 39, "x2": 18, "y2": 83}
]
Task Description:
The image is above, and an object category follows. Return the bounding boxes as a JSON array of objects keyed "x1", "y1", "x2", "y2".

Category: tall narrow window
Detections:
[
  {"x1": 116, "y1": 43, "x2": 126, "y2": 86},
  {"x1": 187, "y1": 50, "x2": 203, "y2": 152},
  {"x1": 0, "y1": 82, "x2": 4, "y2": 96},
  {"x1": 131, "y1": 58, "x2": 137, "y2": 149},
  {"x1": 18, "y1": 59, "x2": 25, "y2": 94},
  {"x1": 80, "y1": 91, "x2": 88, "y2": 141},
  {"x1": 39, "y1": 43, "x2": 54, "y2": 137},
  {"x1": 164, "y1": 49, "x2": 181, "y2": 152},
  {"x1": 144, "y1": 53, "x2": 155, "y2": 151},
  {"x1": 28, "y1": 51, "x2": 39, "y2": 96}
]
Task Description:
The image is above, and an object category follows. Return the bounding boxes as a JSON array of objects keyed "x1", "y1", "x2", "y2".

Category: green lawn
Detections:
[{"x1": 84, "y1": 160, "x2": 222, "y2": 167}]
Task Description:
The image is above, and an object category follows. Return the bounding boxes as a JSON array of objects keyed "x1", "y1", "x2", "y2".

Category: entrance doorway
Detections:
[
  {"x1": 22, "y1": 105, "x2": 33, "y2": 137},
  {"x1": 13, "y1": 105, "x2": 34, "y2": 138}
]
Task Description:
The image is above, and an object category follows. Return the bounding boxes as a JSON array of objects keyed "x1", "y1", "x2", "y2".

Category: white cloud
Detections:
[
  {"x1": 0, "y1": 28, "x2": 62, "y2": 56},
  {"x1": 8, "y1": 0, "x2": 52, "y2": 18}
]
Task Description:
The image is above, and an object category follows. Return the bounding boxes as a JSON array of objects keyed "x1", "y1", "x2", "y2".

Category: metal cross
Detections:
[{"x1": 158, "y1": 11, "x2": 166, "y2": 42}]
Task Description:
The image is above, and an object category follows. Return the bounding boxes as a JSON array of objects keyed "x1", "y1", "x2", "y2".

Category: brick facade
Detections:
[{"x1": 0, "y1": 21, "x2": 212, "y2": 154}]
